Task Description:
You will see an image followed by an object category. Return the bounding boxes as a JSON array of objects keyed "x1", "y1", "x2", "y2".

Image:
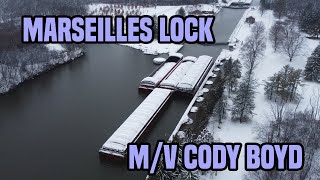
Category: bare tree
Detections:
[
  {"x1": 251, "y1": 22, "x2": 266, "y2": 40},
  {"x1": 280, "y1": 23, "x2": 305, "y2": 62},
  {"x1": 269, "y1": 21, "x2": 285, "y2": 52},
  {"x1": 241, "y1": 22, "x2": 266, "y2": 75},
  {"x1": 248, "y1": 93, "x2": 320, "y2": 180}
]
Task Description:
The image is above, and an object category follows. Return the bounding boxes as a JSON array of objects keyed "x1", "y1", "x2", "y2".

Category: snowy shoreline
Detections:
[
  {"x1": 168, "y1": 50, "x2": 231, "y2": 142},
  {"x1": 120, "y1": 42, "x2": 184, "y2": 55},
  {"x1": 167, "y1": 6, "x2": 247, "y2": 142},
  {"x1": 0, "y1": 46, "x2": 85, "y2": 94},
  {"x1": 204, "y1": 7, "x2": 320, "y2": 180},
  {"x1": 88, "y1": 3, "x2": 222, "y2": 55}
]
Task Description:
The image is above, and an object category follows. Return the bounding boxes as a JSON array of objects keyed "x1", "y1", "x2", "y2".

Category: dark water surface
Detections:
[{"x1": 0, "y1": 8, "x2": 246, "y2": 180}]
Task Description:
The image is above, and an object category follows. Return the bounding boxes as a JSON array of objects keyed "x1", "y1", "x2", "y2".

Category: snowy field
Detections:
[
  {"x1": 202, "y1": 7, "x2": 320, "y2": 180},
  {"x1": 88, "y1": 3, "x2": 220, "y2": 55}
]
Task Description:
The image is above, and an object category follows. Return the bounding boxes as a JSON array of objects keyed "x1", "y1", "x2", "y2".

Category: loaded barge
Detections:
[
  {"x1": 139, "y1": 53, "x2": 183, "y2": 90},
  {"x1": 159, "y1": 56, "x2": 198, "y2": 90},
  {"x1": 100, "y1": 54, "x2": 221, "y2": 158},
  {"x1": 177, "y1": 55, "x2": 215, "y2": 95},
  {"x1": 99, "y1": 88, "x2": 173, "y2": 158}
]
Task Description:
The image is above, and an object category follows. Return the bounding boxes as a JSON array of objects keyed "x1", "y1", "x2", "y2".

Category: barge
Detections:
[
  {"x1": 99, "y1": 88, "x2": 173, "y2": 158},
  {"x1": 159, "y1": 56, "x2": 197, "y2": 90},
  {"x1": 139, "y1": 53, "x2": 183, "y2": 90},
  {"x1": 177, "y1": 55, "x2": 215, "y2": 95}
]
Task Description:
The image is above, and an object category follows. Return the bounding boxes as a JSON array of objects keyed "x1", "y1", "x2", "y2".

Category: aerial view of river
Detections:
[{"x1": 0, "y1": 7, "x2": 247, "y2": 180}]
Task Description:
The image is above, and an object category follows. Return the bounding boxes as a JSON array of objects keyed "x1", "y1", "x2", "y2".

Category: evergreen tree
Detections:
[
  {"x1": 232, "y1": 72, "x2": 256, "y2": 123},
  {"x1": 264, "y1": 75, "x2": 278, "y2": 101},
  {"x1": 224, "y1": 59, "x2": 241, "y2": 94},
  {"x1": 194, "y1": 129, "x2": 214, "y2": 143},
  {"x1": 178, "y1": 169, "x2": 199, "y2": 180},
  {"x1": 273, "y1": 0, "x2": 286, "y2": 19},
  {"x1": 259, "y1": 0, "x2": 267, "y2": 15},
  {"x1": 224, "y1": 59, "x2": 233, "y2": 77},
  {"x1": 305, "y1": 44, "x2": 320, "y2": 82},
  {"x1": 169, "y1": 135, "x2": 200, "y2": 180},
  {"x1": 152, "y1": 15, "x2": 159, "y2": 39},
  {"x1": 176, "y1": 7, "x2": 186, "y2": 16},
  {"x1": 223, "y1": 59, "x2": 233, "y2": 93},
  {"x1": 148, "y1": 155, "x2": 176, "y2": 180},
  {"x1": 213, "y1": 92, "x2": 227, "y2": 126},
  {"x1": 269, "y1": 21, "x2": 285, "y2": 52},
  {"x1": 264, "y1": 65, "x2": 303, "y2": 102},
  {"x1": 229, "y1": 60, "x2": 242, "y2": 93},
  {"x1": 260, "y1": 0, "x2": 271, "y2": 9},
  {"x1": 299, "y1": 3, "x2": 320, "y2": 38},
  {"x1": 193, "y1": 74, "x2": 224, "y2": 133}
]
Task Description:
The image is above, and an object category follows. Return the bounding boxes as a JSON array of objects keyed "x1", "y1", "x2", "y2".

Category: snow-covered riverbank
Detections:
[
  {"x1": 121, "y1": 42, "x2": 183, "y2": 55},
  {"x1": 165, "y1": 3, "x2": 320, "y2": 179},
  {"x1": 88, "y1": 3, "x2": 221, "y2": 55},
  {"x1": 203, "y1": 7, "x2": 320, "y2": 180},
  {"x1": 0, "y1": 45, "x2": 85, "y2": 94}
]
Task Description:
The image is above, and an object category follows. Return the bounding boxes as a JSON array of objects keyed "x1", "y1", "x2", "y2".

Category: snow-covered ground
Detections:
[
  {"x1": 45, "y1": 44, "x2": 65, "y2": 52},
  {"x1": 202, "y1": 7, "x2": 320, "y2": 180},
  {"x1": 122, "y1": 42, "x2": 183, "y2": 55},
  {"x1": 219, "y1": 0, "x2": 250, "y2": 6},
  {"x1": 88, "y1": 4, "x2": 219, "y2": 17},
  {"x1": 88, "y1": 3, "x2": 220, "y2": 55}
]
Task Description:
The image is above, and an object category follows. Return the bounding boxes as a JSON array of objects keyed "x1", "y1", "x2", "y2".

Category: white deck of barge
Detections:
[
  {"x1": 99, "y1": 88, "x2": 173, "y2": 157},
  {"x1": 177, "y1": 55, "x2": 213, "y2": 92},
  {"x1": 141, "y1": 62, "x2": 177, "y2": 87},
  {"x1": 159, "y1": 56, "x2": 197, "y2": 90},
  {"x1": 140, "y1": 53, "x2": 183, "y2": 88}
]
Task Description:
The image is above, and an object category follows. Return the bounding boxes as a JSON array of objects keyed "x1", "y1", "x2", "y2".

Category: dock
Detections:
[{"x1": 99, "y1": 88, "x2": 173, "y2": 158}]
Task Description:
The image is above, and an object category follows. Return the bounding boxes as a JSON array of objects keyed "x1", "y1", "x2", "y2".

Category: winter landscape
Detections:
[{"x1": 0, "y1": 0, "x2": 320, "y2": 180}]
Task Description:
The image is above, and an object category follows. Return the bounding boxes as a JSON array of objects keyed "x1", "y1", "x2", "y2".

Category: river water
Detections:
[{"x1": 0, "y1": 8, "x2": 246, "y2": 180}]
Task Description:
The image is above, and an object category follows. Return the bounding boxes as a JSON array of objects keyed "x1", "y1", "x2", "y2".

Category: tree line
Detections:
[
  {"x1": 91, "y1": 0, "x2": 217, "y2": 6},
  {"x1": 263, "y1": 0, "x2": 320, "y2": 86},
  {"x1": 0, "y1": 44, "x2": 84, "y2": 93},
  {"x1": 245, "y1": 99, "x2": 320, "y2": 180},
  {"x1": 260, "y1": 0, "x2": 320, "y2": 39},
  {"x1": 232, "y1": 22, "x2": 266, "y2": 123}
]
